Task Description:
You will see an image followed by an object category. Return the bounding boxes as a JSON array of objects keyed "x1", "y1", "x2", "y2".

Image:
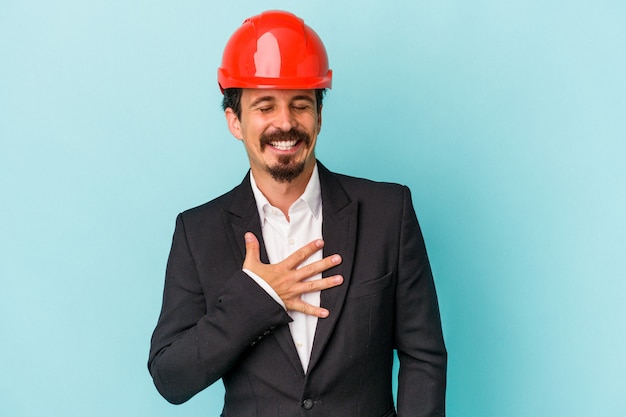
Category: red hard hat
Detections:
[{"x1": 218, "y1": 10, "x2": 332, "y2": 92}]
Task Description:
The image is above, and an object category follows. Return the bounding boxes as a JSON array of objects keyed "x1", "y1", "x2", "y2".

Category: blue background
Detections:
[{"x1": 1, "y1": 1, "x2": 625, "y2": 416}]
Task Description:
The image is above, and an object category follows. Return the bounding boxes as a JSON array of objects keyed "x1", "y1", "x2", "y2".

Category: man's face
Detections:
[{"x1": 225, "y1": 89, "x2": 322, "y2": 184}]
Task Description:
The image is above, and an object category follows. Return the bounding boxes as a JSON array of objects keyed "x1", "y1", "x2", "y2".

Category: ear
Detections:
[
  {"x1": 225, "y1": 108, "x2": 243, "y2": 140},
  {"x1": 316, "y1": 105, "x2": 323, "y2": 135}
]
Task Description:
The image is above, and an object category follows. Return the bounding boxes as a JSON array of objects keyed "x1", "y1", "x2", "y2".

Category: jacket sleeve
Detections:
[
  {"x1": 395, "y1": 186, "x2": 447, "y2": 417},
  {"x1": 147, "y1": 213, "x2": 292, "y2": 404}
]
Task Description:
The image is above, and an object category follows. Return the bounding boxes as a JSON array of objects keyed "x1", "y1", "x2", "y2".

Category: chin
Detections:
[{"x1": 266, "y1": 160, "x2": 306, "y2": 183}]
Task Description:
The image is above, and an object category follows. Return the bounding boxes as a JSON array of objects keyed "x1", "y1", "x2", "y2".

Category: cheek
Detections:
[{"x1": 240, "y1": 126, "x2": 262, "y2": 147}]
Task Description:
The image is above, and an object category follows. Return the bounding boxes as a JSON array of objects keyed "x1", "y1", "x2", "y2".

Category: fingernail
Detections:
[
  {"x1": 316, "y1": 239, "x2": 324, "y2": 248},
  {"x1": 333, "y1": 275, "x2": 343, "y2": 284},
  {"x1": 320, "y1": 309, "x2": 329, "y2": 318},
  {"x1": 245, "y1": 232, "x2": 254, "y2": 242},
  {"x1": 332, "y1": 255, "x2": 341, "y2": 263}
]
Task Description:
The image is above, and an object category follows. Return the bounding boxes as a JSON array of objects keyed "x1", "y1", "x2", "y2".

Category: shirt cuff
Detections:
[{"x1": 242, "y1": 268, "x2": 286, "y2": 310}]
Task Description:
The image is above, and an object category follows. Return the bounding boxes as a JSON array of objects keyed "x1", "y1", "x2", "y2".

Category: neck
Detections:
[{"x1": 251, "y1": 163, "x2": 315, "y2": 217}]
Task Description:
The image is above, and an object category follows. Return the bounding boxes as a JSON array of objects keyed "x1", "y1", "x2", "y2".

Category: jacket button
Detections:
[{"x1": 302, "y1": 399, "x2": 314, "y2": 410}]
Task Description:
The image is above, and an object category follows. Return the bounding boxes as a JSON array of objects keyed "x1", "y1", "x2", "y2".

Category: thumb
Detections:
[{"x1": 243, "y1": 232, "x2": 260, "y2": 269}]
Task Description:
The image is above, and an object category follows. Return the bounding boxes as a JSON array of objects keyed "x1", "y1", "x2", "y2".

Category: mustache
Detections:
[{"x1": 260, "y1": 128, "x2": 311, "y2": 150}]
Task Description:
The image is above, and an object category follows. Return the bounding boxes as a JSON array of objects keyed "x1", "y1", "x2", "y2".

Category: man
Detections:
[{"x1": 149, "y1": 10, "x2": 447, "y2": 417}]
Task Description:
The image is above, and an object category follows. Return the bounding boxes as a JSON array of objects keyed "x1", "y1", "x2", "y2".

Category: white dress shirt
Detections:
[{"x1": 244, "y1": 164, "x2": 323, "y2": 372}]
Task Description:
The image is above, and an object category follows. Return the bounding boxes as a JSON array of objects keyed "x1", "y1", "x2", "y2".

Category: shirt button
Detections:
[
  {"x1": 302, "y1": 399, "x2": 314, "y2": 410},
  {"x1": 288, "y1": 238, "x2": 295, "y2": 245}
]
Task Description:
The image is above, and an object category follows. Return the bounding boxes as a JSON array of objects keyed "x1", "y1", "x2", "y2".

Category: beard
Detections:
[{"x1": 260, "y1": 128, "x2": 312, "y2": 183}]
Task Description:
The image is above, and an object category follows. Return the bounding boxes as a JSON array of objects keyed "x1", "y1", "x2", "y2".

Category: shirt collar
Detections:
[{"x1": 249, "y1": 163, "x2": 322, "y2": 222}]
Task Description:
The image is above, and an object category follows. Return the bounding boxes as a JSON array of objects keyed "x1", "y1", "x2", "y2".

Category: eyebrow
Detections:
[
  {"x1": 291, "y1": 95, "x2": 316, "y2": 105},
  {"x1": 248, "y1": 94, "x2": 316, "y2": 109},
  {"x1": 249, "y1": 96, "x2": 275, "y2": 108}
]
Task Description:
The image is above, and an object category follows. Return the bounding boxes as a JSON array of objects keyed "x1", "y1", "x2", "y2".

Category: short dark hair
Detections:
[{"x1": 222, "y1": 88, "x2": 326, "y2": 120}]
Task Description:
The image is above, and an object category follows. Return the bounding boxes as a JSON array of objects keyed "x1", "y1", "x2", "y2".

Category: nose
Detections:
[{"x1": 274, "y1": 105, "x2": 297, "y2": 131}]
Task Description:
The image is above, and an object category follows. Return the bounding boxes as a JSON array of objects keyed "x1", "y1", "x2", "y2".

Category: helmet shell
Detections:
[{"x1": 218, "y1": 10, "x2": 332, "y2": 91}]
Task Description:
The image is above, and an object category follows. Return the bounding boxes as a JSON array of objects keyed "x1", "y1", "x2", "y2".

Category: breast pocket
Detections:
[{"x1": 346, "y1": 272, "x2": 392, "y2": 299}]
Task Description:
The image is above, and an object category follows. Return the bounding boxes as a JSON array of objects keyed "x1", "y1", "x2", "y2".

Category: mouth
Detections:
[
  {"x1": 261, "y1": 128, "x2": 311, "y2": 153},
  {"x1": 268, "y1": 139, "x2": 299, "y2": 151}
]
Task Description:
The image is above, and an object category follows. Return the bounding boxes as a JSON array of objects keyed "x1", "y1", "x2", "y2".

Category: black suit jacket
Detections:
[{"x1": 148, "y1": 163, "x2": 447, "y2": 416}]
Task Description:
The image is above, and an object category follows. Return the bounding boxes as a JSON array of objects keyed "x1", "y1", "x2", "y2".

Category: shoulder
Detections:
[
  {"x1": 177, "y1": 173, "x2": 252, "y2": 224},
  {"x1": 323, "y1": 166, "x2": 410, "y2": 204},
  {"x1": 335, "y1": 171, "x2": 407, "y2": 194},
  {"x1": 181, "y1": 191, "x2": 233, "y2": 218},
  {"x1": 318, "y1": 163, "x2": 415, "y2": 225}
]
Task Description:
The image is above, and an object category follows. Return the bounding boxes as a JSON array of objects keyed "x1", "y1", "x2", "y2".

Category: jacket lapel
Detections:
[
  {"x1": 307, "y1": 163, "x2": 358, "y2": 372},
  {"x1": 223, "y1": 172, "x2": 267, "y2": 264}
]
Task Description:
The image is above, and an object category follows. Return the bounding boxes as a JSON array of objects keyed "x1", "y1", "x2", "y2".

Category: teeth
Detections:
[{"x1": 270, "y1": 140, "x2": 297, "y2": 151}]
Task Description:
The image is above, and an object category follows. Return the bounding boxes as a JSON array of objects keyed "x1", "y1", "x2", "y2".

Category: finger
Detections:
[
  {"x1": 289, "y1": 300, "x2": 331, "y2": 319},
  {"x1": 282, "y1": 239, "x2": 325, "y2": 269},
  {"x1": 294, "y1": 254, "x2": 342, "y2": 280},
  {"x1": 243, "y1": 232, "x2": 260, "y2": 269},
  {"x1": 298, "y1": 275, "x2": 344, "y2": 294}
]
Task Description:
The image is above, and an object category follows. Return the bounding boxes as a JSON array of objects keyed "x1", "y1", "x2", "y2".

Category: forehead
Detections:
[{"x1": 242, "y1": 88, "x2": 316, "y2": 103}]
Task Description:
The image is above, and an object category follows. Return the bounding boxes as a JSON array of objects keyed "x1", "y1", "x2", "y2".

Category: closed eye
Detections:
[{"x1": 292, "y1": 103, "x2": 314, "y2": 111}]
